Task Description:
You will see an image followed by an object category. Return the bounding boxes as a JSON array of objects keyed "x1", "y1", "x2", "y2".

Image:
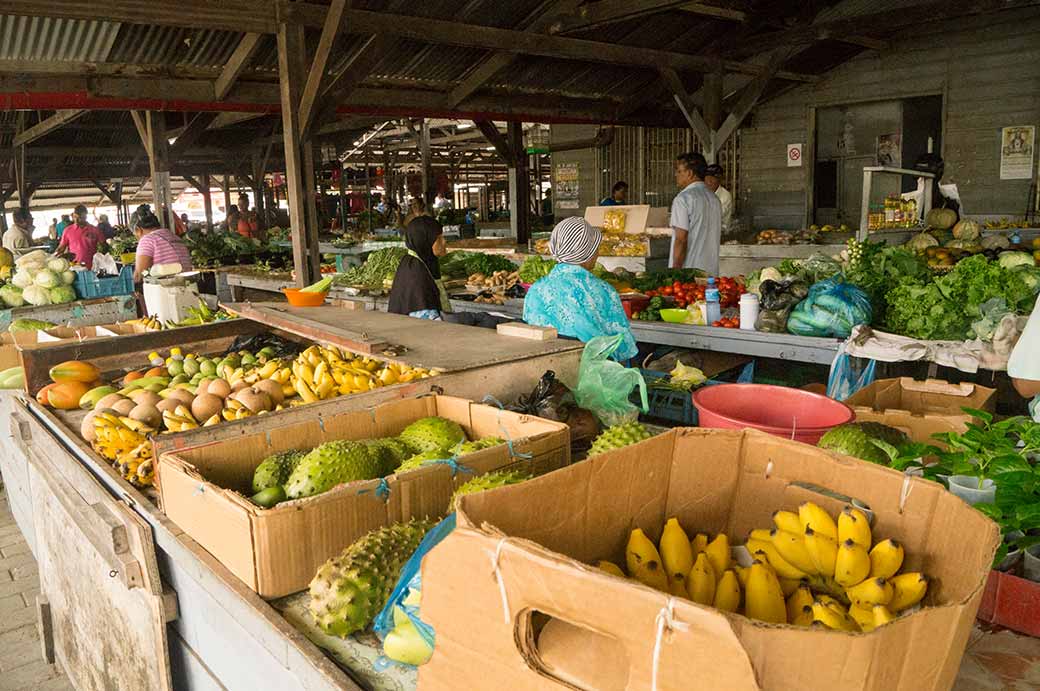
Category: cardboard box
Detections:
[
  {"x1": 0, "y1": 331, "x2": 41, "y2": 370},
  {"x1": 158, "y1": 395, "x2": 570, "y2": 598},
  {"x1": 421, "y1": 428, "x2": 998, "y2": 691},
  {"x1": 95, "y1": 322, "x2": 149, "y2": 337},
  {"x1": 844, "y1": 377, "x2": 996, "y2": 444},
  {"x1": 37, "y1": 326, "x2": 104, "y2": 342}
]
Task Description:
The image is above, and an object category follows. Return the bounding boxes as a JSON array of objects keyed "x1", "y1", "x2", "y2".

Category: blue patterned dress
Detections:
[{"x1": 523, "y1": 263, "x2": 638, "y2": 361}]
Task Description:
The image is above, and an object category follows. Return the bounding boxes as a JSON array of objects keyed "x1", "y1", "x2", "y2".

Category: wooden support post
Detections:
[
  {"x1": 134, "y1": 111, "x2": 176, "y2": 230},
  {"x1": 222, "y1": 175, "x2": 232, "y2": 219},
  {"x1": 507, "y1": 121, "x2": 530, "y2": 243},
  {"x1": 201, "y1": 173, "x2": 213, "y2": 232},
  {"x1": 702, "y1": 68, "x2": 723, "y2": 163},
  {"x1": 420, "y1": 119, "x2": 432, "y2": 205},
  {"x1": 338, "y1": 158, "x2": 347, "y2": 233},
  {"x1": 251, "y1": 151, "x2": 266, "y2": 231},
  {"x1": 278, "y1": 22, "x2": 320, "y2": 285}
]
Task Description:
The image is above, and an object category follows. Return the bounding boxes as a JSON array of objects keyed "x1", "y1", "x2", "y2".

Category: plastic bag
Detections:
[
  {"x1": 373, "y1": 514, "x2": 456, "y2": 669},
  {"x1": 573, "y1": 335, "x2": 648, "y2": 427},
  {"x1": 786, "y1": 278, "x2": 872, "y2": 338},
  {"x1": 826, "y1": 343, "x2": 876, "y2": 400},
  {"x1": 759, "y1": 279, "x2": 809, "y2": 311},
  {"x1": 755, "y1": 307, "x2": 792, "y2": 333},
  {"x1": 602, "y1": 209, "x2": 627, "y2": 233}
]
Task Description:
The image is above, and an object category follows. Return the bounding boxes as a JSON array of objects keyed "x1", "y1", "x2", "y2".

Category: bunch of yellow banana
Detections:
[
  {"x1": 162, "y1": 405, "x2": 199, "y2": 433},
  {"x1": 221, "y1": 398, "x2": 257, "y2": 421},
  {"x1": 126, "y1": 316, "x2": 164, "y2": 331},
  {"x1": 596, "y1": 503, "x2": 929, "y2": 632},
  {"x1": 92, "y1": 413, "x2": 151, "y2": 461},
  {"x1": 115, "y1": 441, "x2": 155, "y2": 488},
  {"x1": 287, "y1": 344, "x2": 437, "y2": 404},
  {"x1": 221, "y1": 358, "x2": 292, "y2": 391}
]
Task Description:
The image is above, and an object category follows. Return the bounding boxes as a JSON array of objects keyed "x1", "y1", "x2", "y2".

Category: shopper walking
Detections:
[
  {"x1": 669, "y1": 152, "x2": 721, "y2": 275},
  {"x1": 55, "y1": 214, "x2": 71, "y2": 239},
  {"x1": 523, "y1": 217, "x2": 637, "y2": 362},
  {"x1": 57, "y1": 204, "x2": 104, "y2": 268}
]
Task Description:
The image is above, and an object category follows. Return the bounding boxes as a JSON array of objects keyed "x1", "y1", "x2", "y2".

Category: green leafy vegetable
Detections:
[
  {"x1": 518, "y1": 256, "x2": 556, "y2": 283},
  {"x1": 883, "y1": 278, "x2": 968, "y2": 340},
  {"x1": 335, "y1": 247, "x2": 408, "y2": 289}
]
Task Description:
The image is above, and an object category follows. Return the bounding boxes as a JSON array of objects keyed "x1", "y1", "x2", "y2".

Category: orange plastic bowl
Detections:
[{"x1": 283, "y1": 288, "x2": 328, "y2": 307}]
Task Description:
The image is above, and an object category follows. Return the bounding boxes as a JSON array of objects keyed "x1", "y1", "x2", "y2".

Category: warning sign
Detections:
[{"x1": 787, "y1": 143, "x2": 803, "y2": 167}]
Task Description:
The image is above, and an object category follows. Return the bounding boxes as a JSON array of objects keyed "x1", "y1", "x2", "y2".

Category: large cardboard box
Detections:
[
  {"x1": 421, "y1": 428, "x2": 998, "y2": 691},
  {"x1": 159, "y1": 395, "x2": 570, "y2": 598},
  {"x1": 844, "y1": 377, "x2": 996, "y2": 444}
]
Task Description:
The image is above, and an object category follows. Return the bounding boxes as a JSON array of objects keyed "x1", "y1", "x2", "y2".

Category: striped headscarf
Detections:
[{"x1": 548, "y1": 217, "x2": 602, "y2": 265}]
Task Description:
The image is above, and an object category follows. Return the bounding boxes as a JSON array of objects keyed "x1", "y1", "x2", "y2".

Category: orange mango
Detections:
[{"x1": 36, "y1": 382, "x2": 59, "y2": 406}]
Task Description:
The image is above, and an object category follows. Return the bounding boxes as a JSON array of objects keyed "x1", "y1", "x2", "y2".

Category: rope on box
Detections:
[
  {"x1": 481, "y1": 394, "x2": 533, "y2": 463},
  {"x1": 652, "y1": 597, "x2": 689, "y2": 691}
]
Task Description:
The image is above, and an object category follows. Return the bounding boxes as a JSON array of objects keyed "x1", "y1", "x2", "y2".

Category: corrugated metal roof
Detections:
[{"x1": 0, "y1": 15, "x2": 119, "y2": 62}]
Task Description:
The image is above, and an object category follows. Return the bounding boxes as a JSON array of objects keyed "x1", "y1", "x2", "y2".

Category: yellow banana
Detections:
[
  {"x1": 868, "y1": 538, "x2": 904, "y2": 580},
  {"x1": 786, "y1": 584, "x2": 814, "y2": 624},
  {"x1": 872, "y1": 604, "x2": 897, "y2": 628},
  {"x1": 203, "y1": 414, "x2": 220, "y2": 427},
  {"x1": 596, "y1": 561, "x2": 625, "y2": 578},
  {"x1": 770, "y1": 529, "x2": 818, "y2": 575},
  {"x1": 659, "y1": 518, "x2": 694, "y2": 596},
  {"x1": 688, "y1": 553, "x2": 716, "y2": 605},
  {"x1": 313, "y1": 361, "x2": 328, "y2": 387},
  {"x1": 846, "y1": 577, "x2": 893, "y2": 608},
  {"x1": 734, "y1": 565, "x2": 749, "y2": 589},
  {"x1": 834, "y1": 539, "x2": 872, "y2": 588},
  {"x1": 221, "y1": 408, "x2": 237, "y2": 421},
  {"x1": 803, "y1": 527, "x2": 838, "y2": 578},
  {"x1": 888, "y1": 573, "x2": 928, "y2": 612},
  {"x1": 713, "y1": 569, "x2": 741, "y2": 613},
  {"x1": 746, "y1": 538, "x2": 807, "y2": 580},
  {"x1": 257, "y1": 361, "x2": 279, "y2": 379},
  {"x1": 799, "y1": 502, "x2": 837, "y2": 540},
  {"x1": 790, "y1": 604, "x2": 815, "y2": 627},
  {"x1": 772, "y1": 510, "x2": 802, "y2": 534},
  {"x1": 812, "y1": 601, "x2": 859, "y2": 631},
  {"x1": 704, "y1": 533, "x2": 730, "y2": 576},
  {"x1": 849, "y1": 603, "x2": 876, "y2": 632},
  {"x1": 778, "y1": 577, "x2": 802, "y2": 597},
  {"x1": 174, "y1": 405, "x2": 197, "y2": 423},
  {"x1": 314, "y1": 377, "x2": 337, "y2": 399},
  {"x1": 690, "y1": 533, "x2": 709, "y2": 557},
  {"x1": 747, "y1": 528, "x2": 773, "y2": 543},
  {"x1": 626, "y1": 529, "x2": 668, "y2": 591},
  {"x1": 744, "y1": 561, "x2": 786, "y2": 624},
  {"x1": 838, "y1": 507, "x2": 872, "y2": 549},
  {"x1": 294, "y1": 378, "x2": 318, "y2": 404}
]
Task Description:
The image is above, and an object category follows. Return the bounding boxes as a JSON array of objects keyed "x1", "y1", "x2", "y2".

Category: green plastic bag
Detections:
[{"x1": 574, "y1": 335, "x2": 648, "y2": 427}]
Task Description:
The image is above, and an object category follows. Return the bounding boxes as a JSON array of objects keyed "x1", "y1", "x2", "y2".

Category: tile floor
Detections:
[{"x1": 1, "y1": 486, "x2": 1039, "y2": 691}]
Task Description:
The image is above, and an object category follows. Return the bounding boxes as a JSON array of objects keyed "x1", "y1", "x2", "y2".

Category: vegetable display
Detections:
[
  {"x1": 517, "y1": 256, "x2": 556, "y2": 283},
  {"x1": 335, "y1": 247, "x2": 409, "y2": 289},
  {"x1": 4, "y1": 251, "x2": 78, "y2": 307}
]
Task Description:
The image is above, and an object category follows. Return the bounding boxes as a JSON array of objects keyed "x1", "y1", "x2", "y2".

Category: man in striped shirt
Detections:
[{"x1": 133, "y1": 213, "x2": 193, "y2": 282}]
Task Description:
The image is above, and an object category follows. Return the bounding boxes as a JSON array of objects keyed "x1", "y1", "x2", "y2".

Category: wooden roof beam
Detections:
[
  {"x1": 658, "y1": 67, "x2": 711, "y2": 144},
  {"x1": 678, "y1": 3, "x2": 746, "y2": 21},
  {"x1": 214, "y1": 33, "x2": 264, "y2": 101},
  {"x1": 2, "y1": 0, "x2": 275, "y2": 33},
  {"x1": 298, "y1": 0, "x2": 349, "y2": 138},
  {"x1": 473, "y1": 120, "x2": 514, "y2": 166},
  {"x1": 11, "y1": 110, "x2": 86, "y2": 147},
  {"x1": 170, "y1": 112, "x2": 219, "y2": 160},
  {"x1": 550, "y1": 0, "x2": 741, "y2": 34}
]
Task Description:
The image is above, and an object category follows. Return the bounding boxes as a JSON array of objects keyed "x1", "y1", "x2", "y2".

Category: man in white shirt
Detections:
[
  {"x1": 1010, "y1": 294, "x2": 1040, "y2": 420},
  {"x1": 669, "y1": 152, "x2": 722, "y2": 274},
  {"x1": 2, "y1": 208, "x2": 33, "y2": 254},
  {"x1": 705, "y1": 164, "x2": 733, "y2": 236}
]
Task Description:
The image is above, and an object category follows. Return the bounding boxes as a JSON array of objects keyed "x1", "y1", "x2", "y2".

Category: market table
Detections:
[
  {"x1": 4, "y1": 308, "x2": 585, "y2": 691},
  {"x1": 0, "y1": 295, "x2": 137, "y2": 331}
]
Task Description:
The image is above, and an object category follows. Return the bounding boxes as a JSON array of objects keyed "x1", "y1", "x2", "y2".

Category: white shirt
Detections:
[
  {"x1": 715, "y1": 185, "x2": 733, "y2": 235},
  {"x1": 2, "y1": 225, "x2": 31, "y2": 253},
  {"x1": 1009, "y1": 295, "x2": 1040, "y2": 420},
  {"x1": 669, "y1": 181, "x2": 722, "y2": 274}
]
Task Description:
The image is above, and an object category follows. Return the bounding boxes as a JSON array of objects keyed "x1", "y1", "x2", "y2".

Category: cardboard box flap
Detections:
[
  {"x1": 425, "y1": 527, "x2": 761, "y2": 691},
  {"x1": 897, "y1": 377, "x2": 979, "y2": 398}
]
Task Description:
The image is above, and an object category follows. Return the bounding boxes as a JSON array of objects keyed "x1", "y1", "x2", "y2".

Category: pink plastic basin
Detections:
[{"x1": 692, "y1": 384, "x2": 854, "y2": 444}]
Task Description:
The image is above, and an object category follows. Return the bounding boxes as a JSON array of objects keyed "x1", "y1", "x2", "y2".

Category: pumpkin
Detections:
[
  {"x1": 952, "y1": 219, "x2": 981, "y2": 241},
  {"x1": 926, "y1": 207, "x2": 957, "y2": 230},
  {"x1": 906, "y1": 232, "x2": 939, "y2": 252},
  {"x1": 980, "y1": 235, "x2": 1010, "y2": 250}
]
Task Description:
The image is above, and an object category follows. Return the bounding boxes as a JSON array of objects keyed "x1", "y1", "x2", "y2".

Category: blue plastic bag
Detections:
[
  {"x1": 787, "y1": 277, "x2": 872, "y2": 338},
  {"x1": 573, "y1": 334, "x2": 648, "y2": 427},
  {"x1": 826, "y1": 344, "x2": 876, "y2": 400},
  {"x1": 373, "y1": 514, "x2": 456, "y2": 669}
]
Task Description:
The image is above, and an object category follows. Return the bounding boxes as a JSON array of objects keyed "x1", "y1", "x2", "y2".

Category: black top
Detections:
[{"x1": 387, "y1": 216, "x2": 443, "y2": 315}]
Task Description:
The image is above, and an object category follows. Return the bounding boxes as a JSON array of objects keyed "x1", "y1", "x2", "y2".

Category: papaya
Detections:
[
  {"x1": 49, "y1": 360, "x2": 101, "y2": 384},
  {"x1": 36, "y1": 382, "x2": 59, "y2": 406},
  {"x1": 145, "y1": 366, "x2": 165, "y2": 378},
  {"x1": 47, "y1": 381, "x2": 91, "y2": 410},
  {"x1": 123, "y1": 370, "x2": 145, "y2": 387}
]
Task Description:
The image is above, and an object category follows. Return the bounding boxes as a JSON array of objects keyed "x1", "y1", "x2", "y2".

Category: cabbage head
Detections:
[
  {"x1": 33, "y1": 269, "x2": 59, "y2": 289},
  {"x1": 998, "y1": 251, "x2": 1034, "y2": 270},
  {"x1": 48, "y1": 285, "x2": 76, "y2": 304},
  {"x1": 11, "y1": 270, "x2": 33, "y2": 289},
  {"x1": 0, "y1": 284, "x2": 24, "y2": 307},
  {"x1": 62, "y1": 270, "x2": 76, "y2": 285},
  {"x1": 22, "y1": 284, "x2": 51, "y2": 306},
  {"x1": 47, "y1": 257, "x2": 70, "y2": 273}
]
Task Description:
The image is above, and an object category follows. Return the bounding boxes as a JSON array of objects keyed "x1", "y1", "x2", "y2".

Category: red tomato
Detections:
[
  {"x1": 712, "y1": 320, "x2": 721, "y2": 327},
  {"x1": 661, "y1": 286, "x2": 673, "y2": 295},
  {"x1": 646, "y1": 290, "x2": 657, "y2": 297}
]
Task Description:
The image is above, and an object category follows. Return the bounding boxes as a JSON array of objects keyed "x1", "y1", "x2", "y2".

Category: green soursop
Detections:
[
  {"x1": 309, "y1": 519, "x2": 432, "y2": 637},
  {"x1": 399, "y1": 416, "x2": 466, "y2": 454},
  {"x1": 817, "y1": 422, "x2": 909, "y2": 465},
  {"x1": 363, "y1": 437, "x2": 414, "y2": 474},
  {"x1": 252, "y1": 449, "x2": 305, "y2": 493},
  {"x1": 449, "y1": 469, "x2": 531, "y2": 512},
  {"x1": 284, "y1": 440, "x2": 384, "y2": 499},
  {"x1": 588, "y1": 421, "x2": 652, "y2": 457},
  {"x1": 456, "y1": 437, "x2": 504, "y2": 454},
  {"x1": 395, "y1": 449, "x2": 453, "y2": 474}
]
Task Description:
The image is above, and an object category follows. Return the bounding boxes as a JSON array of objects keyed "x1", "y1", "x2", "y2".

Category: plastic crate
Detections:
[
  {"x1": 73, "y1": 265, "x2": 135, "y2": 300},
  {"x1": 636, "y1": 362, "x2": 755, "y2": 426}
]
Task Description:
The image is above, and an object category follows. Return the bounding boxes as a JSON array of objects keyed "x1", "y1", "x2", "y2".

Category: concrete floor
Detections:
[{"x1": 0, "y1": 487, "x2": 1039, "y2": 691}]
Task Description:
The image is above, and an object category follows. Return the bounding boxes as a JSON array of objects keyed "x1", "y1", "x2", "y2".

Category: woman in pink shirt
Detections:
[
  {"x1": 57, "y1": 204, "x2": 104, "y2": 268},
  {"x1": 133, "y1": 213, "x2": 193, "y2": 282}
]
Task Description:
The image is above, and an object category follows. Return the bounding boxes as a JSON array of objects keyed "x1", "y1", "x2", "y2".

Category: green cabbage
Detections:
[
  {"x1": 22, "y1": 284, "x2": 50, "y2": 306},
  {"x1": 62, "y1": 270, "x2": 76, "y2": 285},
  {"x1": 11, "y1": 270, "x2": 32, "y2": 289},
  {"x1": 47, "y1": 257, "x2": 70, "y2": 273},
  {"x1": 33, "y1": 269, "x2": 59, "y2": 289},
  {"x1": 0, "y1": 284, "x2": 24, "y2": 307},
  {"x1": 998, "y1": 251, "x2": 1034, "y2": 270},
  {"x1": 48, "y1": 285, "x2": 76, "y2": 304}
]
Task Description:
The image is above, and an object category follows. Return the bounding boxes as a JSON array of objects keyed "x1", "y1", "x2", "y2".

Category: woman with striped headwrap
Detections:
[{"x1": 523, "y1": 217, "x2": 637, "y2": 362}]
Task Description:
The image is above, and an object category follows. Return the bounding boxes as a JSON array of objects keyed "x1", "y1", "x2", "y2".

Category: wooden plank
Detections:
[
  {"x1": 169, "y1": 112, "x2": 218, "y2": 161},
  {"x1": 214, "y1": 33, "x2": 263, "y2": 101},
  {"x1": 678, "y1": 2, "x2": 747, "y2": 21},
  {"x1": 550, "y1": 0, "x2": 729, "y2": 34},
  {"x1": 11, "y1": 110, "x2": 86, "y2": 147},
  {"x1": 223, "y1": 302, "x2": 390, "y2": 353},
  {"x1": 658, "y1": 67, "x2": 712, "y2": 144},
  {"x1": 298, "y1": 0, "x2": 348, "y2": 138},
  {"x1": 715, "y1": 48, "x2": 794, "y2": 147},
  {"x1": 130, "y1": 111, "x2": 151, "y2": 160},
  {"x1": 286, "y1": 5, "x2": 820, "y2": 82}
]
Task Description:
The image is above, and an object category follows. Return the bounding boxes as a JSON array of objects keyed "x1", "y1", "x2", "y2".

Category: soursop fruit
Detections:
[
  {"x1": 817, "y1": 422, "x2": 908, "y2": 465},
  {"x1": 309, "y1": 519, "x2": 433, "y2": 637},
  {"x1": 455, "y1": 437, "x2": 504, "y2": 454},
  {"x1": 252, "y1": 449, "x2": 305, "y2": 493},
  {"x1": 449, "y1": 469, "x2": 531, "y2": 512},
  {"x1": 399, "y1": 416, "x2": 466, "y2": 454},
  {"x1": 363, "y1": 437, "x2": 414, "y2": 474},
  {"x1": 395, "y1": 449, "x2": 453, "y2": 474},
  {"x1": 588, "y1": 421, "x2": 652, "y2": 457},
  {"x1": 284, "y1": 440, "x2": 385, "y2": 499}
]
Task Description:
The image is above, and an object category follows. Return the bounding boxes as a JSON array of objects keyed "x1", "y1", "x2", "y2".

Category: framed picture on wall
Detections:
[{"x1": 876, "y1": 133, "x2": 901, "y2": 167}]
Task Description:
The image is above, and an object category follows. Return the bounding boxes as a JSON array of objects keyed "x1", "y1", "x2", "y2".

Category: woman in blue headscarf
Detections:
[{"x1": 523, "y1": 217, "x2": 637, "y2": 361}]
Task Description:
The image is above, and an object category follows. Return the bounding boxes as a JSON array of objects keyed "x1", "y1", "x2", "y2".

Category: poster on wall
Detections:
[
  {"x1": 1000, "y1": 126, "x2": 1035, "y2": 180},
  {"x1": 876, "y1": 133, "x2": 901, "y2": 167},
  {"x1": 554, "y1": 163, "x2": 580, "y2": 209}
]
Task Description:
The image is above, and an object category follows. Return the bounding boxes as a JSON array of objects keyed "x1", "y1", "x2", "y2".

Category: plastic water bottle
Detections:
[{"x1": 704, "y1": 277, "x2": 721, "y2": 325}]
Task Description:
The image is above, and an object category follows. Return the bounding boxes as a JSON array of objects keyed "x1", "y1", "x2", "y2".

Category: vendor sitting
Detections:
[
  {"x1": 133, "y1": 213, "x2": 193, "y2": 283},
  {"x1": 387, "y1": 210, "x2": 448, "y2": 320},
  {"x1": 523, "y1": 217, "x2": 637, "y2": 361}
]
